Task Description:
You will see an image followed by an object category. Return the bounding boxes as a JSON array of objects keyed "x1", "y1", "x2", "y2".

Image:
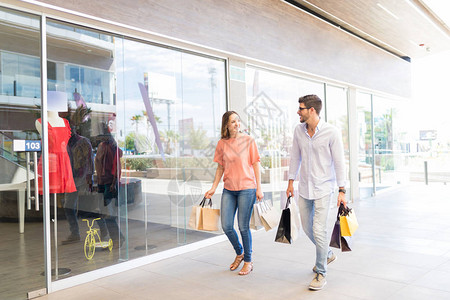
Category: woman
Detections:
[{"x1": 205, "y1": 111, "x2": 263, "y2": 276}]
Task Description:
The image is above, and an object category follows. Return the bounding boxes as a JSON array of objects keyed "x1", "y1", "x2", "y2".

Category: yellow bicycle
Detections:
[{"x1": 82, "y1": 218, "x2": 113, "y2": 260}]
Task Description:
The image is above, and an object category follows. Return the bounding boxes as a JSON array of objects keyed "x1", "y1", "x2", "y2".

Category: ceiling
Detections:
[{"x1": 286, "y1": 0, "x2": 450, "y2": 60}]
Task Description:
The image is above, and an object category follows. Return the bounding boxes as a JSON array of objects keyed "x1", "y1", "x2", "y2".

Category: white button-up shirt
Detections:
[{"x1": 288, "y1": 119, "x2": 346, "y2": 200}]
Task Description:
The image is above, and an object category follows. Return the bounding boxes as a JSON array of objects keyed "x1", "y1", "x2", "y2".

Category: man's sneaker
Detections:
[
  {"x1": 61, "y1": 234, "x2": 81, "y2": 245},
  {"x1": 309, "y1": 273, "x2": 327, "y2": 290},
  {"x1": 95, "y1": 241, "x2": 110, "y2": 248},
  {"x1": 312, "y1": 252, "x2": 337, "y2": 273}
]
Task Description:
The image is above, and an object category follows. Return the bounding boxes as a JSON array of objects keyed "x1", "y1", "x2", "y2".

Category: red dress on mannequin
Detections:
[{"x1": 38, "y1": 118, "x2": 77, "y2": 194}]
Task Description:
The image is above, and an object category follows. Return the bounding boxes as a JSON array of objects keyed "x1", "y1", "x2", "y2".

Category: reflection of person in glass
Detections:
[
  {"x1": 61, "y1": 107, "x2": 95, "y2": 244},
  {"x1": 35, "y1": 92, "x2": 77, "y2": 196},
  {"x1": 204, "y1": 111, "x2": 263, "y2": 276},
  {"x1": 95, "y1": 114, "x2": 124, "y2": 248}
]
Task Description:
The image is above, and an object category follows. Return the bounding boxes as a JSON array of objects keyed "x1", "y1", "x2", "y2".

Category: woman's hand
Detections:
[
  {"x1": 256, "y1": 188, "x2": 264, "y2": 202},
  {"x1": 204, "y1": 188, "x2": 216, "y2": 199}
]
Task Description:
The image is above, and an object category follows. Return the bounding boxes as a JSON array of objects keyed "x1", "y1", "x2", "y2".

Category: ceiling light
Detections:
[{"x1": 377, "y1": 3, "x2": 400, "y2": 20}]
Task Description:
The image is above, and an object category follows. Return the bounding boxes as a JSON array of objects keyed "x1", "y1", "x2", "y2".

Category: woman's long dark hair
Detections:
[{"x1": 221, "y1": 111, "x2": 240, "y2": 139}]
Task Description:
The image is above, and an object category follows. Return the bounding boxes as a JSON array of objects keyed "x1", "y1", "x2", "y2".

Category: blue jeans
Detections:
[
  {"x1": 63, "y1": 191, "x2": 80, "y2": 237},
  {"x1": 298, "y1": 193, "x2": 334, "y2": 275},
  {"x1": 99, "y1": 183, "x2": 122, "y2": 242},
  {"x1": 221, "y1": 188, "x2": 256, "y2": 263}
]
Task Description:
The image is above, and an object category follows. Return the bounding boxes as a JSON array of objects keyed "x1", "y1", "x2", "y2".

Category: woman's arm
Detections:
[
  {"x1": 204, "y1": 163, "x2": 224, "y2": 199},
  {"x1": 252, "y1": 162, "x2": 264, "y2": 201}
]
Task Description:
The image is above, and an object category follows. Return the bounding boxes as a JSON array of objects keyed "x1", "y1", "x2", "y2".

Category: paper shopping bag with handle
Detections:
[
  {"x1": 258, "y1": 200, "x2": 280, "y2": 231},
  {"x1": 275, "y1": 197, "x2": 292, "y2": 244},
  {"x1": 340, "y1": 205, "x2": 358, "y2": 236},
  {"x1": 189, "y1": 198, "x2": 206, "y2": 230},
  {"x1": 329, "y1": 204, "x2": 344, "y2": 249},
  {"x1": 250, "y1": 202, "x2": 264, "y2": 230},
  {"x1": 288, "y1": 196, "x2": 301, "y2": 242},
  {"x1": 201, "y1": 198, "x2": 220, "y2": 231}
]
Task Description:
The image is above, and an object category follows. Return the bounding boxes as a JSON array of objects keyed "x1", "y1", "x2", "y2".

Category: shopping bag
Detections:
[
  {"x1": 250, "y1": 202, "x2": 264, "y2": 230},
  {"x1": 341, "y1": 235, "x2": 353, "y2": 252},
  {"x1": 201, "y1": 198, "x2": 220, "y2": 231},
  {"x1": 289, "y1": 196, "x2": 301, "y2": 242},
  {"x1": 188, "y1": 198, "x2": 205, "y2": 230},
  {"x1": 258, "y1": 200, "x2": 280, "y2": 231},
  {"x1": 275, "y1": 197, "x2": 292, "y2": 244},
  {"x1": 329, "y1": 203, "x2": 354, "y2": 252},
  {"x1": 340, "y1": 206, "x2": 358, "y2": 236},
  {"x1": 329, "y1": 205, "x2": 342, "y2": 249}
]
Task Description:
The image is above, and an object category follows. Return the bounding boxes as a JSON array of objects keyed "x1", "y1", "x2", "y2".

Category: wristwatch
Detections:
[{"x1": 338, "y1": 188, "x2": 346, "y2": 194}]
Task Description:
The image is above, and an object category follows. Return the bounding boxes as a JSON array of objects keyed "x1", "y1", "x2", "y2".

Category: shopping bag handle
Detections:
[
  {"x1": 339, "y1": 202, "x2": 352, "y2": 216},
  {"x1": 284, "y1": 196, "x2": 292, "y2": 209},
  {"x1": 198, "y1": 197, "x2": 207, "y2": 207},
  {"x1": 199, "y1": 197, "x2": 213, "y2": 208}
]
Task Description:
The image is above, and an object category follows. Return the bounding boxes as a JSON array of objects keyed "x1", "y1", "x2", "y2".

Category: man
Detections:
[
  {"x1": 62, "y1": 128, "x2": 94, "y2": 244},
  {"x1": 95, "y1": 118, "x2": 124, "y2": 248},
  {"x1": 286, "y1": 94, "x2": 346, "y2": 291}
]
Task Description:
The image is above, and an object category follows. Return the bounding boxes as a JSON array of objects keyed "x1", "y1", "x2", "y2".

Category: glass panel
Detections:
[
  {"x1": 356, "y1": 92, "x2": 374, "y2": 198},
  {"x1": 325, "y1": 85, "x2": 350, "y2": 194},
  {"x1": 245, "y1": 67, "x2": 325, "y2": 208},
  {"x1": 115, "y1": 37, "x2": 226, "y2": 258},
  {"x1": 45, "y1": 18, "x2": 227, "y2": 276},
  {"x1": 176, "y1": 53, "x2": 226, "y2": 243},
  {"x1": 0, "y1": 7, "x2": 44, "y2": 299},
  {"x1": 373, "y1": 95, "x2": 404, "y2": 189},
  {"x1": 45, "y1": 19, "x2": 124, "y2": 278}
]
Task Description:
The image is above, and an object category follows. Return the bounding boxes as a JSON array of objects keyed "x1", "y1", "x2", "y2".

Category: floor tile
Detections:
[{"x1": 35, "y1": 184, "x2": 450, "y2": 300}]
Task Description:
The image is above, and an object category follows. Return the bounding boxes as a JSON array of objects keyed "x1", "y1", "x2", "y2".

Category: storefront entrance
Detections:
[{"x1": 0, "y1": 7, "x2": 47, "y2": 299}]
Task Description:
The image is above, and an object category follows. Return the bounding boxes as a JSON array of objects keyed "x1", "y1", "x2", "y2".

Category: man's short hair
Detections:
[{"x1": 299, "y1": 94, "x2": 322, "y2": 115}]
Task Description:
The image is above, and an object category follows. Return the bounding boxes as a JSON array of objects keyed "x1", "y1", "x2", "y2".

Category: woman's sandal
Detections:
[
  {"x1": 238, "y1": 262, "x2": 253, "y2": 276},
  {"x1": 230, "y1": 254, "x2": 244, "y2": 271}
]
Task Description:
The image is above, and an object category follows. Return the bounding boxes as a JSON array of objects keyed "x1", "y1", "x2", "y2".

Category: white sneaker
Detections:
[
  {"x1": 309, "y1": 273, "x2": 327, "y2": 290},
  {"x1": 95, "y1": 241, "x2": 109, "y2": 248}
]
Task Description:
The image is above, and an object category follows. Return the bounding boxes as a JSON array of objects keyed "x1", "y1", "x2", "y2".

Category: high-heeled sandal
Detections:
[
  {"x1": 230, "y1": 254, "x2": 244, "y2": 271},
  {"x1": 238, "y1": 262, "x2": 253, "y2": 275}
]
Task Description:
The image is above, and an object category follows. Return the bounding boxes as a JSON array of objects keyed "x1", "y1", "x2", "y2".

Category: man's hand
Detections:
[
  {"x1": 286, "y1": 180, "x2": 294, "y2": 199},
  {"x1": 337, "y1": 192, "x2": 346, "y2": 208}
]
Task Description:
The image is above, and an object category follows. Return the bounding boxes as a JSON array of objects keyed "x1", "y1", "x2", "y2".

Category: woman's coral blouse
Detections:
[{"x1": 213, "y1": 134, "x2": 260, "y2": 191}]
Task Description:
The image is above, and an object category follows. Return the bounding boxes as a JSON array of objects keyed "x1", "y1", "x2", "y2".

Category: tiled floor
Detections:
[{"x1": 37, "y1": 183, "x2": 450, "y2": 300}]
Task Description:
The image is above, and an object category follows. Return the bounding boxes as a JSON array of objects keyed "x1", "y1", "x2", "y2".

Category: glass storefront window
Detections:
[
  {"x1": 42, "y1": 19, "x2": 227, "y2": 277},
  {"x1": 115, "y1": 37, "x2": 226, "y2": 253},
  {"x1": 1, "y1": 9, "x2": 227, "y2": 297},
  {"x1": 356, "y1": 92, "x2": 374, "y2": 198},
  {"x1": 245, "y1": 66, "x2": 326, "y2": 206},
  {"x1": 325, "y1": 85, "x2": 350, "y2": 191},
  {"x1": 357, "y1": 92, "x2": 409, "y2": 198},
  {"x1": 0, "y1": 7, "x2": 44, "y2": 299}
]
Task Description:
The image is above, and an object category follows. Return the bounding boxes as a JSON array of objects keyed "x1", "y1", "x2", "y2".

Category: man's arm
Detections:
[
  {"x1": 286, "y1": 127, "x2": 301, "y2": 198},
  {"x1": 330, "y1": 129, "x2": 346, "y2": 207}
]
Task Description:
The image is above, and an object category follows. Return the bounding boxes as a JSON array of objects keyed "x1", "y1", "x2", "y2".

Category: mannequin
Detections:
[
  {"x1": 36, "y1": 92, "x2": 77, "y2": 195},
  {"x1": 35, "y1": 111, "x2": 65, "y2": 133}
]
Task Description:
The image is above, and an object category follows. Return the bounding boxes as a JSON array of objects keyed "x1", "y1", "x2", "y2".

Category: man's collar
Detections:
[
  {"x1": 304, "y1": 117, "x2": 323, "y2": 131},
  {"x1": 316, "y1": 118, "x2": 324, "y2": 131}
]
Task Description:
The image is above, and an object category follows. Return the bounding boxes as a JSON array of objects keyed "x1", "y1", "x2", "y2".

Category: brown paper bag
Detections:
[
  {"x1": 201, "y1": 207, "x2": 220, "y2": 231},
  {"x1": 189, "y1": 200, "x2": 204, "y2": 230}
]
